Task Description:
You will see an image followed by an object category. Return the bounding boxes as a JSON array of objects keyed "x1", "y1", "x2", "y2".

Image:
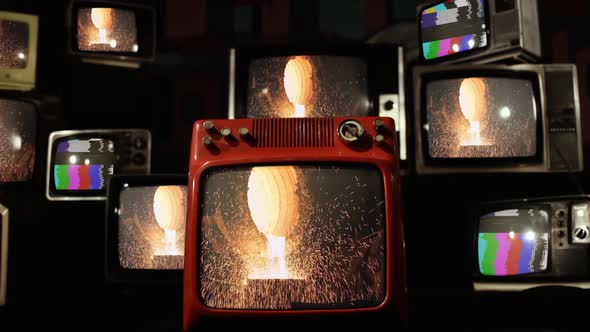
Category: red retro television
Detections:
[{"x1": 184, "y1": 117, "x2": 407, "y2": 330}]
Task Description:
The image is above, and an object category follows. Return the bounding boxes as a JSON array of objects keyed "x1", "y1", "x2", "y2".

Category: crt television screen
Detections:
[
  {"x1": 199, "y1": 164, "x2": 385, "y2": 309},
  {"x1": 425, "y1": 76, "x2": 537, "y2": 159},
  {"x1": 118, "y1": 185, "x2": 187, "y2": 270},
  {"x1": 77, "y1": 7, "x2": 138, "y2": 53},
  {"x1": 421, "y1": 0, "x2": 487, "y2": 60},
  {"x1": 0, "y1": 99, "x2": 36, "y2": 182},
  {"x1": 53, "y1": 138, "x2": 115, "y2": 191},
  {"x1": 478, "y1": 208, "x2": 549, "y2": 276},
  {"x1": 0, "y1": 19, "x2": 29, "y2": 68},
  {"x1": 247, "y1": 56, "x2": 369, "y2": 118}
]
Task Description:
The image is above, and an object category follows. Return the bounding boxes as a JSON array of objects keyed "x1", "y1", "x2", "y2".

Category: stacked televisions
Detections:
[
  {"x1": 179, "y1": 44, "x2": 409, "y2": 329},
  {"x1": 415, "y1": 0, "x2": 586, "y2": 294},
  {"x1": 184, "y1": 117, "x2": 406, "y2": 330},
  {"x1": 228, "y1": 44, "x2": 409, "y2": 163}
]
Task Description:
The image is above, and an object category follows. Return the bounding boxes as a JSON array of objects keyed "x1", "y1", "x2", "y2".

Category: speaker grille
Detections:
[{"x1": 252, "y1": 118, "x2": 335, "y2": 148}]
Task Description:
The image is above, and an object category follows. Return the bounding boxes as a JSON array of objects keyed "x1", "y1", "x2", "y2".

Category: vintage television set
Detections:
[
  {"x1": 473, "y1": 196, "x2": 590, "y2": 291},
  {"x1": 418, "y1": 0, "x2": 541, "y2": 64},
  {"x1": 0, "y1": 11, "x2": 38, "y2": 91},
  {"x1": 0, "y1": 203, "x2": 7, "y2": 306},
  {"x1": 45, "y1": 129, "x2": 151, "y2": 201},
  {"x1": 66, "y1": 0, "x2": 156, "y2": 68},
  {"x1": 183, "y1": 117, "x2": 407, "y2": 330},
  {"x1": 413, "y1": 64, "x2": 582, "y2": 174},
  {"x1": 229, "y1": 44, "x2": 409, "y2": 163},
  {"x1": 105, "y1": 174, "x2": 187, "y2": 282}
]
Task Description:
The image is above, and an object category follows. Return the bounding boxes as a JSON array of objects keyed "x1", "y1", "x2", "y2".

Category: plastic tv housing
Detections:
[
  {"x1": 66, "y1": 0, "x2": 156, "y2": 68},
  {"x1": 228, "y1": 44, "x2": 409, "y2": 163},
  {"x1": 474, "y1": 196, "x2": 590, "y2": 291},
  {"x1": 413, "y1": 63, "x2": 582, "y2": 174},
  {"x1": 45, "y1": 129, "x2": 151, "y2": 201},
  {"x1": 105, "y1": 174, "x2": 187, "y2": 283},
  {"x1": 418, "y1": 0, "x2": 541, "y2": 64},
  {"x1": 0, "y1": 11, "x2": 39, "y2": 91},
  {"x1": 0, "y1": 203, "x2": 7, "y2": 306},
  {"x1": 184, "y1": 117, "x2": 407, "y2": 330}
]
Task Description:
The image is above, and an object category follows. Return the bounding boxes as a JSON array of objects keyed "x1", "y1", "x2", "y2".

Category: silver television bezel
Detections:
[{"x1": 45, "y1": 129, "x2": 151, "y2": 201}]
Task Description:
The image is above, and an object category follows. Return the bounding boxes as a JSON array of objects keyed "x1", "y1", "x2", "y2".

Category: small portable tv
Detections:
[
  {"x1": 414, "y1": 64, "x2": 582, "y2": 174},
  {"x1": 45, "y1": 129, "x2": 151, "y2": 201},
  {"x1": 0, "y1": 11, "x2": 38, "y2": 91},
  {"x1": 229, "y1": 45, "x2": 409, "y2": 162},
  {"x1": 67, "y1": 0, "x2": 156, "y2": 68},
  {"x1": 418, "y1": 0, "x2": 541, "y2": 64},
  {"x1": 0, "y1": 204, "x2": 7, "y2": 306},
  {"x1": 474, "y1": 196, "x2": 590, "y2": 291},
  {"x1": 184, "y1": 117, "x2": 407, "y2": 330},
  {"x1": 105, "y1": 174, "x2": 187, "y2": 283},
  {"x1": 0, "y1": 96, "x2": 37, "y2": 183}
]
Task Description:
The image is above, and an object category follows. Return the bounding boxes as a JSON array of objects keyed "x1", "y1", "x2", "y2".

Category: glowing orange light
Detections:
[
  {"x1": 284, "y1": 56, "x2": 314, "y2": 117},
  {"x1": 459, "y1": 78, "x2": 488, "y2": 146},
  {"x1": 153, "y1": 186, "x2": 185, "y2": 256},
  {"x1": 247, "y1": 166, "x2": 299, "y2": 279},
  {"x1": 90, "y1": 8, "x2": 113, "y2": 45}
]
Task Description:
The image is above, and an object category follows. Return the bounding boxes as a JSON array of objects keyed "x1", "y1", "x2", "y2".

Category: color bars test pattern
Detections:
[
  {"x1": 54, "y1": 139, "x2": 113, "y2": 190},
  {"x1": 421, "y1": 0, "x2": 487, "y2": 60},
  {"x1": 478, "y1": 208, "x2": 549, "y2": 276}
]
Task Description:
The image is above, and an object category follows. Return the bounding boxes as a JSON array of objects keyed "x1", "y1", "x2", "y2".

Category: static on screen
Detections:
[
  {"x1": 425, "y1": 77, "x2": 537, "y2": 159},
  {"x1": 247, "y1": 56, "x2": 369, "y2": 118},
  {"x1": 199, "y1": 165, "x2": 385, "y2": 309},
  {"x1": 0, "y1": 19, "x2": 29, "y2": 68},
  {"x1": 0, "y1": 99, "x2": 36, "y2": 182},
  {"x1": 118, "y1": 185, "x2": 187, "y2": 270},
  {"x1": 77, "y1": 8, "x2": 138, "y2": 53}
]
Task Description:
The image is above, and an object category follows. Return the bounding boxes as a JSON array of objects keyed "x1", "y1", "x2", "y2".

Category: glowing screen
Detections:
[
  {"x1": 421, "y1": 0, "x2": 487, "y2": 60},
  {"x1": 118, "y1": 185, "x2": 187, "y2": 270},
  {"x1": 0, "y1": 19, "x2": 29, "y2": 68},
  {"x1": 199, "y1": 165, "x2": 385, "y2": 309},
  {"x1": 53, "y1": 138, "x2": 115, "y2": 191},
  {"x1": 478, "y1": 208, "x2": 549, "y2": 276},
  {"x1": 77, "y1": 8, "x2": 138, "y2": 53},
  {"x1": 247, "y1": 56, "x2": 369, "y2": 118},
  {"x1": 425, "y1": 77, "x2": 537, "y2": 159},
  {"x1": 0, "y1": 99, "x2": 36, "y2": 182}
]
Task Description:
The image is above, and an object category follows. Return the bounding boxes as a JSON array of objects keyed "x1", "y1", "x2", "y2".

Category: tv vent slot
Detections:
[{"x1": 252, "y1": 118, "x2": 335, "y2": 148}]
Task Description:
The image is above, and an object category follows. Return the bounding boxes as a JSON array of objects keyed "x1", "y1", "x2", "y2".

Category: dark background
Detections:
[{"x1": 2, "y1": 0, "x2": 590, "y2": 331}]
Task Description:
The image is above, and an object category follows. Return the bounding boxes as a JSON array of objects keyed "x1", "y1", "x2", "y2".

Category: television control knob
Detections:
[
  {"x1": 203, "y1": 121, "x2": 215, "y2": 131},
  {"x1": 202, "y1": 135, "x2": 214, "y2": 146},
  {"x1": 133, "y1": 137, "x2": 146, "y2": 150},
  {"x1": 556, "y1": 209, "x2": 566, "y2": 218},
  {"x1": 558, "y1": 230, "x2": 565, "y2": 238},
  {"x1": 221, "y1": 128, "x2": 232, "y2": 137},
  {"x1": 338, "y1": 120, "x2": 365, "y2": 142},
  {"x1": 239, "y1": 127, "x2": 252, "y2": 142},
  {"x1": 384, "y1": 100, "x2": 394, "y2": 111},
  {"x1": 374, "y1": 118, "x2": 384, "y2": 129},
  {"x1": 374, "y1": 134, "x2": 385, "y2": 143},
  {"x1": 574, "y1": 227, "x2": 588, "y2": 240},
  {"x1": 131, "y1": 153, "x2": 146, "y2": 166}
]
